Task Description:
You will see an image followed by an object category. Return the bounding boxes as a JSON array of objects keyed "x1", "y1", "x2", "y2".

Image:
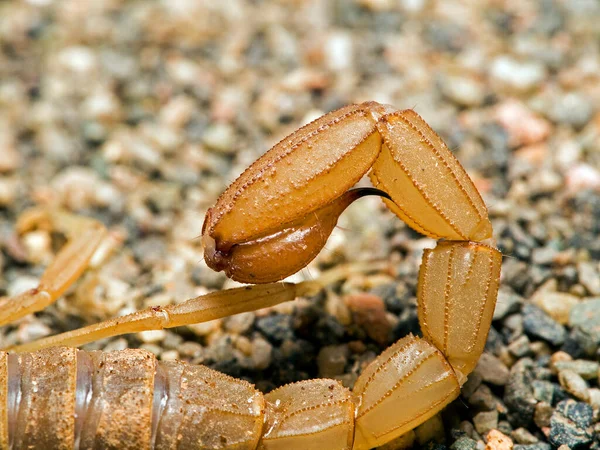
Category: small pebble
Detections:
[
  {"x1": 485, "y1": 429, "x2": 513, "y2": 450},
  {"x1": 553, "y1": 360, "x2": 599, "y2": 380},
  {"x1": 137, "y1": 329, "x2": 166, "y2": 344},
  {"x1": 345, "y1": 293, "x2": 391, "y2": 345},
  {"x1": 550, "y1": 350, "x2": 573, "y2": 369},
  {"x1": 160, "y1": 350, "x2": 179, "y2": 361},
  {"x1": 0, "y1": 142, "x2": 20, "y2": 172},
  {"x1": 510, "y1": 428, "x2": 538, "y2": 445},
  {"x1": 255, "y1": 314, "x2": 294, "y2": 343},
  {"x1": 451, "y1": 437, "x2": 478, "y2": 450},
  {"x1": 494, "y1": 289, "x2": 523, "y2": 321},
  {"x1": 577, "y1": 262, "x2": 600, "y2": 296},
  {"x1": 317, "y1": 345, "x2": 349, "y2": 378},
  {"x1": 491, "y1": 56, "x2": 547, "y2": 92},
  {"x1": 462, "y1": 372, "x2": 483, "y2": 399},
  {"x1": 441, "y1": 74, "x2": 486, "y2": 107},
  {"x1": 101, "y1": 338, "x2": 129, "y2": 352},
  {"x1": 532, "y1": 380, "x2": 555, "y2": 404},
  {"x1": 532, "y1": 292, "x2": 579, "y2": 325},
  {"x1": 177, "y1": 342, "x2": 204, "y2": 359},
  {"x1": 234, "y1": 336, "x2": 252, "y2": 356},
  {"x1": 565, "y1": 163, "x2": 600, "y2": 193},
  {"x1": 202, "y1": 123, "x2": 236, "y2": 154},
  {"x1": 533, "y1": 401, "x2": 554, "y2": 429},
  {"x1": 497, "y1": 421, "x2": 512, "y2": 436},
  {"x1": 251, "y1": 336, "x2": 272, "y2": 370},
  {"x1": 162, "y1": 332, "x2": 183, "y2": 350},
  {"x1": 549, "y1": 92, "x2": 594, "y2": 129},
  {"x1": 508, "y1": 335, "x2": 531, "y2": 358},
  {"x1": 16, "y1": 320, "x2": 51, "y2": 343},
  {"x1": 504, "y1": 359, "x2": 537, "y2": 427},
  {"x1": 140, "y1": 344, "x2": 163, "y2": 357},
  {"x1": 587, "y1": 388, "x2": 600, "y2": 410},
  {"x1": 569, "y1": 298, "x2": 600, "y2": 344},
  {"x1": 476, "y1": 353, "x2": 510, "y2": 386},
  {"x1": 558, "y1": 370, "x2": 590, "y2": 402},
  {"x1": 549, "y1": 400, "x2": 594, "y2": 449},
  {"x1": 458, "y1": 421, "x2": 477, "y2": 440},
  {"x1": 494, "y1": 100, "x2": 551, "y2": 146},
  {"x1": 522, "y1": 304, "x2": 567, "y2": 346},
  {"x1": 474, "y1": 411, "x2": 499, "y2": 435},
  {"x1": 0, "y1": 177, "x2": 18, "y2": 206},
  {"x1": 224, "y1": 312, "x2": 255, "y2": 334},
  {"x1": 531, "y1": 246, "x2": 558, "y2": 266},
  {"x1": 469, "y1": 384, "x2": 498, "y2": 411}
]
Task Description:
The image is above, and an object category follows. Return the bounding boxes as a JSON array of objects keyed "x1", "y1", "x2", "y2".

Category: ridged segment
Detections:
[
  {"x1": 78, "y1": 349, "x2": 155, "y2": 450},
  {"x1": 154, "y1": 360, "x2": 264, "y2": 450},
  {"x1": 371, "y1": 110, "x2": 492, "y2": 241},
  {"x1": 260, "y1": 379, "x2": 354, "y2": 450},
  {"x1": 418, "y1": 241, "x2": 502, "y2": 382},
  {"x1": 204, "y1": 103, "x2": 382, "y2": 249},
  {"x1": 352, "y1": 335, "x2": 460, "y2": 450},
  {"x1": 10, "y1": 347, "x2": 78, "y2": 450}
]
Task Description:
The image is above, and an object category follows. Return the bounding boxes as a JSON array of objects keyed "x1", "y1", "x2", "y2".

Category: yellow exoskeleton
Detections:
[{"x1": 0, "y1": 102, "x2": 501, "y2": 449}]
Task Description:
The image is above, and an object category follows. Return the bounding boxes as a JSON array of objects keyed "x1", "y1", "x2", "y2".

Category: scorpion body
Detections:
[{"x1": 0, "y1": 102, "x2": 501, "y2": 449}]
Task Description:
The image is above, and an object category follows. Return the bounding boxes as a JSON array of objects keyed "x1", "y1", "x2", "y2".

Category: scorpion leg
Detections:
[
  {"x1": 0, "y1": 208, "x2": 109, "y2": 327},
  {"x1": 8, "y1": 283, "x2": 304, "y2": 352},
  {"x1": 8, "y1": 260, "x2": 389, "y2": 352}
]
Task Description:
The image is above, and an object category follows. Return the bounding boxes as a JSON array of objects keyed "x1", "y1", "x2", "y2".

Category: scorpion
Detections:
[{"x1": 0, "y1": 102, "x2": 501, "y2": 449}]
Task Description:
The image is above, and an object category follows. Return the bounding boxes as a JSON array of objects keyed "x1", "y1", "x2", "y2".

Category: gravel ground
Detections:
[{"x1": 1, "y1": 1, "x2": 599, "y2": 449}]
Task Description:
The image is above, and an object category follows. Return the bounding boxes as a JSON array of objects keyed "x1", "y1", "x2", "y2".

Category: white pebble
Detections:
[{"x1": 491, "y1": 56, "x2": 546, "y2": 91}]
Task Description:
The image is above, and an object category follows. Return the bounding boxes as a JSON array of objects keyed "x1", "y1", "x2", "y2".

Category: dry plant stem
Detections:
[
  {"x1": 1, "y1": 102, "x2": 502, "y2": 449},
  {"x1": 0, "y1": 210, "x2": 107, "y2": 327}
]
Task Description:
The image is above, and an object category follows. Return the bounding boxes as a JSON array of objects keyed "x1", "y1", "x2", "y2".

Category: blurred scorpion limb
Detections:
[{"x1": 0, "y1": 102, "x2": 501, "y2": 449}]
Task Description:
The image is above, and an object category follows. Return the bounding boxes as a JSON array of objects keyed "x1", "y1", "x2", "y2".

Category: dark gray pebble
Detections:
[
  {"x1": 562, "y1": 327, "x2": 599, "y2": 358},
  {"x1": 523, "y1": 304, "x2": 566, "y2": 345},
  {"x1": 485, "y1": 326, "x2": 505, "y2": 355},
  {"x1": 369, "y1": 283, "x2": 403, "y2": 314},
  {"x1": 532, "y1": 380, "x2": 555, "y2": 404},
  {"x1": 493, "y1": 287, "x2": 523, "y2": 320},
  {"x1": 549, "y1": 399, "x2": 594, "y2": 449},
  {"x1": 256, "y1": 314, "x2": 295, "y2": 343},
  {"x1": 449, "y1": 436, "x2": 478, "y2": 450},
  {"x1": 504, "y1": 359, "x2": 538, "y2": 427},
  {"x1": 468, "y1": 384, "x2": 499, "y2": 411},
  {"x1": 570, "y1": 298, "x2": 600, "y2": 344}
]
